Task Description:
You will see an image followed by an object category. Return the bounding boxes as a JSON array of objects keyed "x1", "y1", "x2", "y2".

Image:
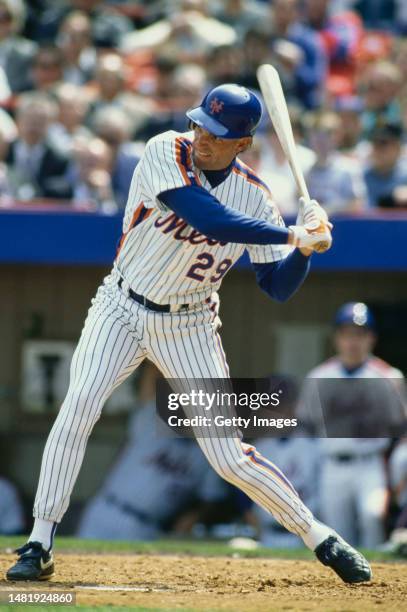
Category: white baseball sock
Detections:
[
  {"x1": 302, "y1": 519, "x2": 334, "y2": 551},
  {"x1": 29, "y1": 519, "x2": 57, "y2": 551}
]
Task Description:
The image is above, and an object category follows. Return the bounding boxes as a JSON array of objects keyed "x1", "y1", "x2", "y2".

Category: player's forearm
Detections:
[
  {"x1": 158, "y1": 185, "x2": 290, "y2": 245},
  {"x1": 253, "y1": 249, "x2": 311, "y2": 303}
]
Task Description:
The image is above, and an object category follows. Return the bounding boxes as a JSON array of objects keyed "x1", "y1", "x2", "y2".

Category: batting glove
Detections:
[
  {"x1": 296, "y1": 197, "x2": 333, "y2": 231},
  {"x1": 288, "y1": 222, "x2": 332, "y2": 252}
]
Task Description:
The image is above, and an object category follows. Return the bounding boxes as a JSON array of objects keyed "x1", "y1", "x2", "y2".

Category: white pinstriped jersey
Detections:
[{"x1": 113, "y1": 130, "x2": 290, "y2": 305}]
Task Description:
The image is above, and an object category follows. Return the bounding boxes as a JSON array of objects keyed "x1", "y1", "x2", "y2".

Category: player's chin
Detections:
[{"x1": 193, "y1": 150, "x2": 214, "y2": 169}]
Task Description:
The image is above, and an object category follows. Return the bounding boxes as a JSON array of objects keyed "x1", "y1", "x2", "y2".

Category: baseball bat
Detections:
[{"x1": 256, "y1": 63, "x2": 311, "y2": 203}]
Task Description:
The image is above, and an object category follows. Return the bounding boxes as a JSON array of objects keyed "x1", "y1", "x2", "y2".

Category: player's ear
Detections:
[{"x1": 236, "y1": 137, "x2": 252, "y2": 154}]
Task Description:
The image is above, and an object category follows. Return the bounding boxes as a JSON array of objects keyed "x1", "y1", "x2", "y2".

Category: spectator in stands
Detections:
[
  {"x1": 57, "y1": 10, "x2": 96, "y2": 85},
  {"x1": 0, "y1": 0, "x2": 36, "y2": 93},
  {"x1": 0, "y1": 475, "x2": 25, "y2": 534},
  {"x1": 304, "y1": 0, "x2": 363, "y2": 98},
  {"x1": 135, "y1": 60, "x2": 206, "y2": 140},
  {"x1": 238, "y1": 27, "x2": 274, "y2": 90},
  {"x1": 7, "y1": 92, "x2": 72, "y2": 201},
  {"x1": 121, "y1": 0, "x2": 236, "y2": 64},
  {"x1": 269, "y1": 0, "x2": 327, "y2": 109},
  {"x1": 305, "y1": 111, "x2": 366, "y2": 213},
  {"x1": 394, "y1": 0, "x2": 407, "y2": 34},
  {"x1": 360, "y1": 61, "x2": 403, "y2": 137},
  {"x1": 334, "y1": 95, "x2": 364, "y2": 156},
  {"x1": 393, "y1": 39, "x2": 407, "y2": 121},
  {"x1": 91, "y1": 106, "x2": 140, "y2": 208},
  {"x1": 0, "y1": 117, "x2": 13, "y2": 201},
  {"x1": 85, "y1": 53, "x2": 146, "y2": 130},
  {"x1": 48, "y1": 83, "x2": 92, "y2": 156},
  {"x1": 206, "y1": 44, "x2": 244, "y2": 88},
  {"x1": 75, "y1": 0, "x2": 133, "y2": 48},
  {"x1": 0, "y1": 105, "x2": 16, "y2": 141},
  {"x1": 364, "y1": 123, "x2": 407, "y2": 208},
  {"x1": 71, "y1": 137, "x2": 117, "y2": 214},
  {"x1": 0, "y1": 64, "x2": 9, "y2": 102},
  {"x1": 29, "y1": 45, "x2": 65, "y2": 93},
  {"x1": 29, "y1": 0, "x2": 133, "y2": 48},
  {"x1": 211, "y1": 0, "x2": 269, "y2": 38},
  {"x1": 354, "y1": 0, "x2": 396, "y2": 32}
]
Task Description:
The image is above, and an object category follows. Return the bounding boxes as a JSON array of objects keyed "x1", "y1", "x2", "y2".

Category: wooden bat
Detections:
[
  {"x1": 256, "y1": 63, "x2": 330, "y2": 251},
  {"x1": 256, "y1": 63, "x2": 310, "y2": 201}
]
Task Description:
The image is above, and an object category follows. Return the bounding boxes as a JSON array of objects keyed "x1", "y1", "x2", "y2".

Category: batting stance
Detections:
[{"x1": 7, "y1": 84, "x2": 371, "y2": 584}]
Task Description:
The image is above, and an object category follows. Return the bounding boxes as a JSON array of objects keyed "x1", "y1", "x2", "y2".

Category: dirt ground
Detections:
[{"x1": 0, "y1": 553, "x2": 406, "y2": 611}]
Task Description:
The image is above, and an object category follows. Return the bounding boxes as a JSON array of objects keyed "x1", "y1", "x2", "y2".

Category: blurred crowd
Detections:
[{"x1": 0, "y1": 0, "x2": 405, "y2": 214}]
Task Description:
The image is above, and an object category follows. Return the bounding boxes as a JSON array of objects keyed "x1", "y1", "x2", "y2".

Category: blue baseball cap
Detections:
[
  {"x1": 186, "y1": 83, "x2": 262, "y2": 139},
  {"x1": 334, "y1": 302, "x2": 375, "y2": 330}
]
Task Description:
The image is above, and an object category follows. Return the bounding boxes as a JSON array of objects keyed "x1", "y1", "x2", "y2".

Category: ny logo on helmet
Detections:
[{"x1": 209, "y1": 98, "x2": 224, "y2": 114}]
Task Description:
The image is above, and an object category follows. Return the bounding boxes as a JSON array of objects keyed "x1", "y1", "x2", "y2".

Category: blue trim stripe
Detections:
[
  {"x1": 234, "y1": 160, "x2": 272, "y2": 197},
  {"x1": 133, "y1": 205, "x2": 151, "y2": 227},
  {"x1": 244, "y1": 447, "x2": 298, "y2": 495},
  {"x1": 178, "y1": 138, "x2": 198, "y2": 186}
]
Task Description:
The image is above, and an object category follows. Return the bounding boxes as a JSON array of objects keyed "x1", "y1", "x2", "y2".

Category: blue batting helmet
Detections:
[
  {"x1": 334, "y1": 302, "x2": 375, "y2": 330},
  {"x1": 186, "y1": 84, "x2": 262, "y2": 139}
]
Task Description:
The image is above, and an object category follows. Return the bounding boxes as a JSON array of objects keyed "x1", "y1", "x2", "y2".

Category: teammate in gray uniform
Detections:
[
  {"x1": 298, "y1": 302, "x2": 406, "y2": 548},
  {"x1": 7, "y1": 84, "x2": 371, "y2": 585}
]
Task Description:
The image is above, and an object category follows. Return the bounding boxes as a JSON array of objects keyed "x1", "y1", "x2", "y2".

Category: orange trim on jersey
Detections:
[{"x1": 233, "y1": 159, "x2": 273, "y2": 199}]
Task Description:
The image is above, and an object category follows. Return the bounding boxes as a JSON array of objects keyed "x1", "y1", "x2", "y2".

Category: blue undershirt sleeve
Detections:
[
  {"x1": 253, "y1": 249, "x2": 312, "y2": 303},
  {"x1": 158, "y1": 185, "x2": 289, "y2": 245}
]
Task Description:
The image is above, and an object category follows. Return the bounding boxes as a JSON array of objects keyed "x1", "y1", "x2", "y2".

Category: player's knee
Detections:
[{"x1": 212, "y1": 453, "x2": 252, "y2": 486}]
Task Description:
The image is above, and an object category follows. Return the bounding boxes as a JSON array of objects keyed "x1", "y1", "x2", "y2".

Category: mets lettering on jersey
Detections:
[{"x1": 114, "y1": 131, "x2": 289, "y2": 305}]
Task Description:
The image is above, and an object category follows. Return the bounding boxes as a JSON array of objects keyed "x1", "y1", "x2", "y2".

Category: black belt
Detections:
[
  {"x1": 332, "y1": 453, "x2": 380, "y2": 462},
  {"x1": 118, "y1": 277, "x2": 189, "y2": 313},
  {"x1": 332, "y1": 454, "x2": 356, "y2": 462}
]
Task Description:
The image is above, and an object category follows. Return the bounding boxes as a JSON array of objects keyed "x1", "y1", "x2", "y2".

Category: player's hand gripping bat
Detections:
[{"x1": 256, "y1": 64, "x2": 332, "y2": 253}]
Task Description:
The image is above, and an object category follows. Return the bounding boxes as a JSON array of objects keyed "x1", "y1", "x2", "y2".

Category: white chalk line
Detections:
[
  {"x1": 76, "y1": 584, "x2": 169, "y2": 593},
  {"x1": 0, "y1": 584, "x2": 171, "y2": 593}
]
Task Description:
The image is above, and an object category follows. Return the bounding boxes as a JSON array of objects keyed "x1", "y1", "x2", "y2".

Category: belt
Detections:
[
  {"x1": 118, "y1": 277, "x2": 190, "y2": 313},
  {"x1": 331, "y1": 454, "x2": 355, "y2": 462}
]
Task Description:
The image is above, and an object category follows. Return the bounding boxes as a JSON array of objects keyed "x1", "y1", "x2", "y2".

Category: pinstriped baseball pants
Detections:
[{"x1": 33, "y1": 279, "x2": 313, "y2": 537}]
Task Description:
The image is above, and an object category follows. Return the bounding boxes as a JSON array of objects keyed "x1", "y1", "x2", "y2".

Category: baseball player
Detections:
[
  {"x1": 298, "y1": 302, "x2": 405, "y2": 548},
  {"x1": 7, "y1": 84, "x2": 371, "y2": 584}
]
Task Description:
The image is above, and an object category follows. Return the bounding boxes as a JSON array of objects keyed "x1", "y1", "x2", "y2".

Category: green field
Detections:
[{"x1": 0, "y1": 535, "x2": 402, "y2": 562}]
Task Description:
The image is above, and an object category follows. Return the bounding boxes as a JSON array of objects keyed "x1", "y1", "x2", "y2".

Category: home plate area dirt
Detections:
[{"x1": 0, "y1": 553, "x2": 406, "y2": 611}]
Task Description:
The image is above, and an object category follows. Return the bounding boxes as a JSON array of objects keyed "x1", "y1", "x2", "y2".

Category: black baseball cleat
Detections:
[
  {"x1": 315, "y1": 535, "x2": 372, "y2": 584},
  {"x1": 6, "y1": 541, "x2": 54, "y2": 581}
]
